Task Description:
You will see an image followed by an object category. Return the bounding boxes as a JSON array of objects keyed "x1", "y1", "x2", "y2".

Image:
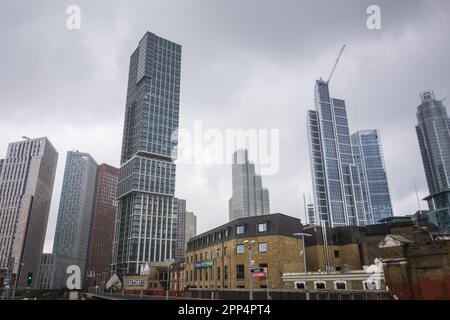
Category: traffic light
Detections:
[{"x1": 26, "y1": 272, "x2": 33, "y2": 286}]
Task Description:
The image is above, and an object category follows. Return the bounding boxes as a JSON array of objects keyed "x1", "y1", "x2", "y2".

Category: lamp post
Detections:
[
  {"x1": 1, "y1": 252, "x2": 10, "y2": 300},
  {"x1": 293, "y1": 232, "x2": 312, "y2": 300},
  {"x1": 165, "y1": 259, "x2": 175, "y2": 300},
  {"x1": 243, "y1": 240, "x2": 256, "y2": 301},
  {"x1": 210, "y1": 249, "x2": 215, "y2": 300}
]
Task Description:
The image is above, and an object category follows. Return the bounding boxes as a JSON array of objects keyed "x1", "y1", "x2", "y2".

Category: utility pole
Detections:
[
  {"x1": 294, "y1": 232, "x2": 312, "y2": 300},
  {"x1": 210, "y1": 250, "x2": 215, "y2": 300},
  {"x1": 243, "y1": 240, "x2": 255, "y2": 300},
  {"x1": 265, "y1": 266, "x2": 270, "y2": 300}
]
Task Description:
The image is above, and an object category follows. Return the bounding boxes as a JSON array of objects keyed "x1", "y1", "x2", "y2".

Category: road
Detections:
[{"x1": 86, "y1": 292, "x2": 207, "y2": 300}]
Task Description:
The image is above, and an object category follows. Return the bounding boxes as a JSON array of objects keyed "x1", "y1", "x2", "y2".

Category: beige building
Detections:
[{"x1": 185, "y1": 214, "x2": 304, "y2": 290}]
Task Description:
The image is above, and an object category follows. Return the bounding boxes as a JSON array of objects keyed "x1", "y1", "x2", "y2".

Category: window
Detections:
[
  {"x1": 295, "y1": 282, "x2": 306, "y2": 289},
  {"x1": 217, "y1": 267, "x2": 221, "y2": 280},
  {"x1": 334, "y1": 250, "x2": 340, "y2": 258},
  {"x1": 224, "y1": 266, "x2": 228, "y2": 280},
  {"x1": 258, "y1": 243, "x2": 268, "y2": 253},
  {"x1": 236, "y1": 265, "x2": 245, "y2": 279},
  {"x1": 224, "y1": 247, "x2": 228, "y2": 256},
  {"x1": 257, "y1": 222, "x2": 268, "y2": 233},
  {"x1": 236, "y1": 225, "x2": 245, "y2": 235},
  {"x1": 236, "y1": 244, "x2": 245, "y2": 254},
  {"x1": 315, "y1": 282, "x2": 326, "y2": 290},
  {"x1": 334, "y1": 281, "x2": 346, "y2": 290}
]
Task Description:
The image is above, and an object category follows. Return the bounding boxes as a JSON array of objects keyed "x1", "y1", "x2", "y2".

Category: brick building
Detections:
[
  {"x1": 185, "y1": 214, "x2": 304, "y2": 290},
  {"x1": 85, "y1": 164, "x2": 119, "y2": 288},
  {"x1": 379, "y1": 234, "x2": 450, "y2": 299}
]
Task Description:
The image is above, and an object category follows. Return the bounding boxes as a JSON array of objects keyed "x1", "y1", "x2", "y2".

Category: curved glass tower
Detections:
[{"x1": 416, "y1": 91, "x2": 450, "y2": 232}]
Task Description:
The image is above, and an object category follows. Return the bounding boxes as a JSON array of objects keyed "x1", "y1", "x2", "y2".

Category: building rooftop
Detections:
[{"x1": 187, "y1": 213, "x2": 302, "y2": 252}]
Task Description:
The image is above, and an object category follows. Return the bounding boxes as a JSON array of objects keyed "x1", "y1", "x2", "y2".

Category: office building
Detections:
[
  {"x1": 351, "y1": 130, "x2": 394, "y2": 223},
  {"x1": 307, "y1": 80, "x2": 367, "y2": 227},
  {"x1": 53, "y1": 151, "x2": 98, "y2": 286},
  {"x1": 229, "y1": 149, "x2": 270, "y2": 221},
  {"x1": 85, "y1": 164, "x2": 119, "y2": 288},
  {"x1": 174, "y1": 198, "x2": 186, "y2": 261},
  {"x1": 112, "y1": 32, "x2": 182, "y2": 275},
  {"x1": 185, "y1": 211, "x2": 197, "y2": 247},
  {"x1": 0, "y1": 137, "x2": 58, "y2": 289},
  {"x1": 174, "y1": 199, "x2": 197, "y2": 261},
  {"x1": 416, "y1": 90, "x2": 450, "y2": 233}
]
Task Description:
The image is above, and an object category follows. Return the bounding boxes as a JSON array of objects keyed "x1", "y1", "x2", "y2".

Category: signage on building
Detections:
[
  {"x1": 195, "y1": 260, "x2": 213, "y2": 269},
  {"x1": 127, "y1": 279, "x2": 145, "y2": 287},
  {"x1": 250, "y1": 268, "x2": 267, "y2": 278}
]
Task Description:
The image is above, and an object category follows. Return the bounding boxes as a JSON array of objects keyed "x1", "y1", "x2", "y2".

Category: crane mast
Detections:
[{"x1": 326, "y1": 44, "x2": 346, "y2": 85}]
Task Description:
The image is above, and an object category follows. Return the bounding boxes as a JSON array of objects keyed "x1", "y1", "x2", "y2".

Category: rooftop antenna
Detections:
[
  {"x1": 325, "y1": 45, "x2": 346, "y2": 85},
  {"x1": 303, "y1": 193, "x2": 308, "y2": 225},
  {"x1": 413, "y1": 179, "x2": 423, "y2": 216}
]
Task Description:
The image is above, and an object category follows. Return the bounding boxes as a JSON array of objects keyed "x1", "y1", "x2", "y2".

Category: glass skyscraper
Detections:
[
  {"x1": 229, "y1": 149, "x2": 270, "y2": 222},
  {"x1": 112, "y1": 32, "x2": 181, "y2": 275},
  {"x1": 308, "y1": 80, "x2": 368, "y2": 227},
  {"x1": 416, "y1": 90, "x2": 450, "y2": 233},
  {"x1": 351, "y1": 130, "x2": 393, "y2": 223}
]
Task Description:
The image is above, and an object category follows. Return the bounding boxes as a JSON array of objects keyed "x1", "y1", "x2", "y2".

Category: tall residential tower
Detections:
[
  {"x1": 85, "y1": 163, "x2": 119, "y2": 288},
  {"x1": 0, "y1": 137, "x2": 58, "y2": 288},
  {"x1": 229, "y1": 149, "x2": 270, "y2": 222},
  {"x1": 112, "y1": 32, "x2": 182, "y2": 275},
  {"x1": 308, "y1": 80, "x2": 367, "y2": 227},
  {"x1": 52, "y1": 151, "x2": 98, "y2": 286},
  {"x1": 416, "y1": 90, "x2": 450, "y2": 232}
]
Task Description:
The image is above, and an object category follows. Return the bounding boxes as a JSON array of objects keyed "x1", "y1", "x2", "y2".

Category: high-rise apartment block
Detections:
[
  {"x1": 0, "y1": 137, "x2": 58, "y2": 288},
  {"x1": 229, "y1": 149, "x2": 270, "y2": 221},
  {"x1": 112, "y1": 32, "x2": 182, "y2": 275},
  {"x1": 52, "y1": 151, "x2": 98, "y2": 286},
  {"x1": 85, "y1": 164, "x2": 119, "y2": 287}
]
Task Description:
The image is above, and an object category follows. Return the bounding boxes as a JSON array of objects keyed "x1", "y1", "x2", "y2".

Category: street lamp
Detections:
[
  {"x1": 210, "y1": 249, "x2": 215, "y2": 300},
  {"x1": 293, "y1": 232, "x2": 312, "y2": 300},
  {"x1": 164, "y1": 259, "x2": 175, "y2": 301},
  {"x1": 243, "y1": 240, "x2": 256, "y2": 301}
]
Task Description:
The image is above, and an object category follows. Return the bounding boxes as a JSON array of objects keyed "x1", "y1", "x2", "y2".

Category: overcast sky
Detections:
[{"x1": 1, "y1": 0, "x2": 449, "y2": 253}]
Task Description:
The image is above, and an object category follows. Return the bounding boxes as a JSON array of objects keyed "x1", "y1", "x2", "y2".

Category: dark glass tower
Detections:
[
  {"x1": 416, "y1": 91, "x2": 450, "y2": 232},
  {"x1": 112, "y1": 32, "x2": 181, "y2": 275}
]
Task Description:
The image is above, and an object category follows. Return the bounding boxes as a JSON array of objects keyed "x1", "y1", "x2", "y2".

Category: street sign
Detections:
[
  {"x1": 250, "y1": 268, "x2": 267, "y2": 278},
  {"x1": 195, "y1": 260, "x2": 213, "y2": 269}
]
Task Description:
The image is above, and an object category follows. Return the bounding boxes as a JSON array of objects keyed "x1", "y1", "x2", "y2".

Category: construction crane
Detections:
[{"x1": 325, "y1": 44, "x2": 346, "y2": 85}]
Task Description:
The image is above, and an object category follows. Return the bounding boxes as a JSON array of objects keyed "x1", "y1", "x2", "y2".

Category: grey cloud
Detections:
[{"x1": 0, "y1": 0, "x2": 449, "y2": 249}]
